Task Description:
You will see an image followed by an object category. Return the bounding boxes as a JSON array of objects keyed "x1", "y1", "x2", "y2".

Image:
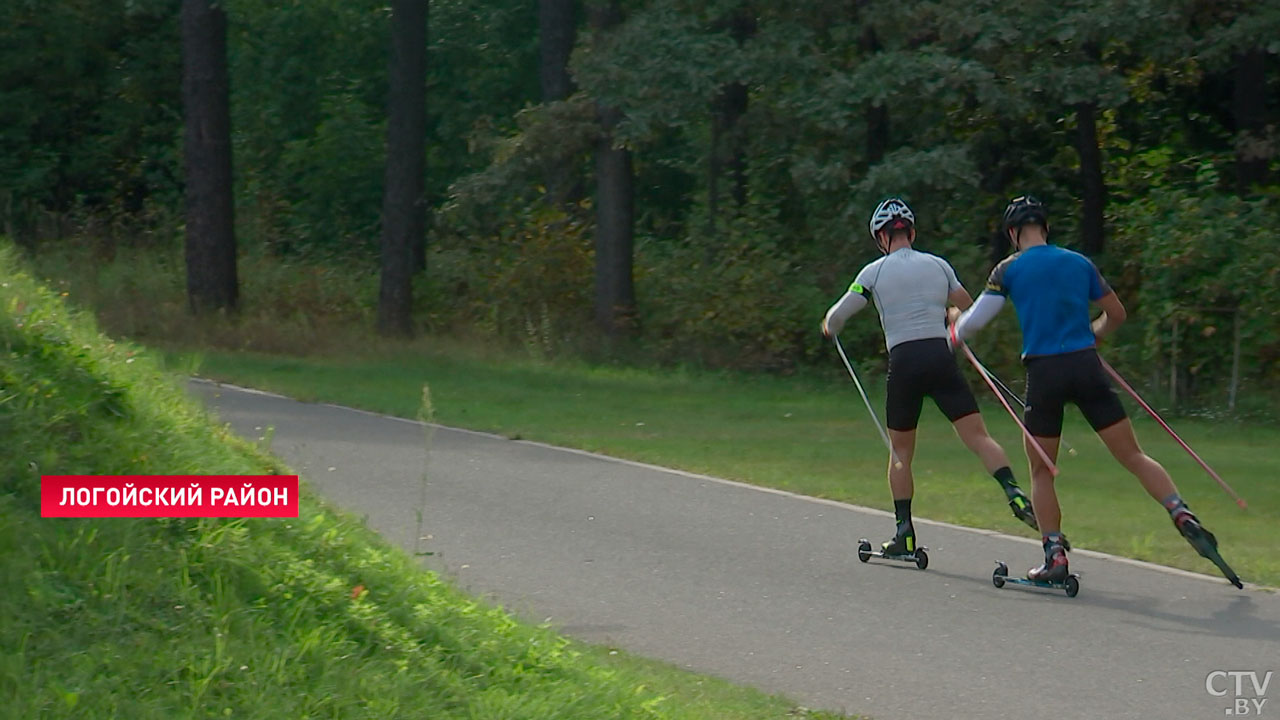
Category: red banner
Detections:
[{"x1": 41, "y1": 475, "x2": 299, "y2": 518}]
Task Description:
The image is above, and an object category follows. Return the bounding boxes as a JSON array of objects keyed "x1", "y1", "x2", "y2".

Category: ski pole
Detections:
[
  {"x1": 959, "y1": 343, "x2": 1059, "y2": 477},
  {"x1": 833, "y1": 336, "x2": 903, "y2": 469},
  {"x1": 966, "y1": 348, "x2": 1077, "y2": 457},
  {"x1": 1098, "y1": 356, "x2": 1247, "y2": 509}
]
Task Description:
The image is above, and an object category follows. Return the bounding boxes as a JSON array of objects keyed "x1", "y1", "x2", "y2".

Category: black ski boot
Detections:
[
  {"x1": 1171, "y1": 507, "x2": 1243, "y2": 588},
  {"x1": 880, "y1": 523, "x2": 917, "y2": 557},
  {"x1": 1004, "y1": 485, "x2": 1038, "y2": 531},
  {"x1": 1172, "y1": 507, "x2": 1217, "y2": 558}
]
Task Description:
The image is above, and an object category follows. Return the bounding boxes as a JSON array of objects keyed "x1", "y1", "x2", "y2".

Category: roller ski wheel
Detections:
[
  {"x1": 855, "y1": 537, "x2": 930, "y2": 570},
  {"x1": 1175, "y1": 512, "x2": 1243, "y2": 589},
  {"x1": 991, "y1": 561, "x2": 1081, "y2": 598}
]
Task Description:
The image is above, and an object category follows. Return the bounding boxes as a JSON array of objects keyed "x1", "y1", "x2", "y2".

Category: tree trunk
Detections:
[
  {"x1": 708, "y1": 7, "x2": 755, "y2": 232},
  {"x1": 539, "y1": 0, "x2": 576, "y2": 102},
  {"x1": 866, "y1": 102, "x2": 889, "y2": 165},
  {"x1": 378, "y1": 0, "x2": 428, "y2": 337},
  {"x1": 860, "y1": 26, "x2": 889, "y2": 164},
  {"x1": 1073, "y1": 101, "x2": 1106, "y2": 255},
  {"x1": 594, "y1": 106, "x2": 635, "y2": 336},
  {"x1": 539, "y1": 0, "x2": 579, "y2": 205},
  {"x1": 181, "y1": 0, "x2": 237, "y2": 314},
  {"x1": 589, "y1": 1, "x2": 635, "y2": 336},
  {"x1": 1233, "y1": 47, "x2": 1269, "y2": 192}
]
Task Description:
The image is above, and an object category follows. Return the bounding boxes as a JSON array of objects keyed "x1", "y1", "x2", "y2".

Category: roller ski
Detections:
[
  {"x1": 992, "y1": 537, "x2": 1079, "y2": 597},
  {"x1": 857, "y1": 526, "x2": 929, "y2": 570},
  {"x1": 992, "y1": 561, "x2": 1080, "y2": 597},
  {"x1": 1173, "y1": 508, "x2": 1243, "y2": 589}
]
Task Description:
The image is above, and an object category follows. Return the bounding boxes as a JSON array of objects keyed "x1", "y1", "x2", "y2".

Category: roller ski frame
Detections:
[
  {"x1": 992, "y1": 561, "x2": 1080, "y2": 597},
  {"x1": 1200, "y1": 547, "x2": 1244, "y2": 589},
  {"x1": 1180, "y1": 520, "x2": 1244, "y2": 589},
  {"x1": 857, "y1": 538, "x2": 929, "y2": 570}
]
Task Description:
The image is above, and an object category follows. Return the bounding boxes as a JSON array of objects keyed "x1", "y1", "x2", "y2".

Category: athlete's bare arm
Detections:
[
  {"x1": 947, "y1": 286, "x2": 973, "y2": 323},
  {"x1": 1091, "y1": 291, "x2": 1127, "y2": 341}
]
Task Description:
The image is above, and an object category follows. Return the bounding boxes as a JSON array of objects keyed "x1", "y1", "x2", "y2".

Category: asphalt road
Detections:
[{"x1": 190, "y1": 380, "x2": 1279, "y2": 720}]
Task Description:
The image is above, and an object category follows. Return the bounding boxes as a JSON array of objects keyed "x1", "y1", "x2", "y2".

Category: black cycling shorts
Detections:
[
  {"x1": 885, "y1": 338, "x2": 980, "y2": 431},
  {"x1": 1023, "y1": 348, "x2": 1127, "y2": 437}
]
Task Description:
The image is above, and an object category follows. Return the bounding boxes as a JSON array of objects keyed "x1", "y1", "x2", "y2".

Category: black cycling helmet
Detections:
[{"x1": 1002, "y1": 195, "x2": 1048, "y2": 232}]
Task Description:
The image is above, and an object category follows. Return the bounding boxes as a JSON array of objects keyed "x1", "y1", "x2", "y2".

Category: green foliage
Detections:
[
  {"x1": 639, "y1": 212, "x2": 833, "y2": 370},
  {"x1": 4, "y1": 0, "x2": 1279, "y2": 384},
  {"x1": 1107, "y1": 172, "x2": 1280, "y2": 413},
  {"x1": 429, "y1": 199, "x2": 596, "y2": 346},
  {"x1": 0, "y1": 0, "x2": 181, "y2": 234}
]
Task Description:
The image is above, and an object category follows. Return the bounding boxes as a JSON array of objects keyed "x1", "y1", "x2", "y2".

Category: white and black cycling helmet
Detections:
[
  {"x1": 868, "y1": 196, "x2": 915, "y2": 251},
  {"x1": 1001, "y1": 195, "x2": 1049, "y2": 249},
  {"x1": 1002, "y1": 195, "x2": 1048, "y2": 232}
]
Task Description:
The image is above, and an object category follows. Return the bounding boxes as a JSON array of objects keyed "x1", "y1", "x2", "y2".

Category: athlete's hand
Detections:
[
  {"x1": 821, "y1": 319, "x2": 833, "y2": 339},
  {"x1": 947, "y1": 306, "x2": 961, "y2": 324}
]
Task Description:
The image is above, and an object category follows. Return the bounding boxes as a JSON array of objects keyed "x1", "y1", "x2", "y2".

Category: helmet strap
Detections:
[{"x1": 881, "y1": 228, "x2": 913, "y2": 254}]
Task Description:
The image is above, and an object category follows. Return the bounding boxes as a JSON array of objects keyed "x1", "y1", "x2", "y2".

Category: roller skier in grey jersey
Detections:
[{"x1": 823, "y1": 197, "x2": 1037, "y2": 558}]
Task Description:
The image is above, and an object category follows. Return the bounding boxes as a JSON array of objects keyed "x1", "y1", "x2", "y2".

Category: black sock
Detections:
[
  {"x1": 893, "y1": 498, "x2": 913, "y2": 528},
  {"x1": 993, "y1": 466, "x2": 1017, "y2": 488}
]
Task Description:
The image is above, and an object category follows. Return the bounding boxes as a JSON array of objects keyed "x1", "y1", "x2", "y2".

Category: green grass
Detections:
[
  {"x1": 190, "y1": 343, "x2": 1279, "y2": 588},
  {"x1": 1, "y1": 246, "x2": 858, "y2": 719}
]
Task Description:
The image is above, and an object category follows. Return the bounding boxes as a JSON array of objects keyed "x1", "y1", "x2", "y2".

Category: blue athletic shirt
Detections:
[{"x1": 984, "y1": 244, "x2": 1112, "y2": 358}]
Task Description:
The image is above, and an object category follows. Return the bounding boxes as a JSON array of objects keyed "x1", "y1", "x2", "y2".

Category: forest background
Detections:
[{"x1": 2, "y1": 0, "x2": 1278, "y2": 416}]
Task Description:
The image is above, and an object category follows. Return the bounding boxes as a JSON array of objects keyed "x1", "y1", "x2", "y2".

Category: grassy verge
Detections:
[
  {"x1": 1, "y1": 247, "x2": 856, "y2": 718},
  {"x1": 191, "y1": 344, "x2": 1279, "y2": 588}
]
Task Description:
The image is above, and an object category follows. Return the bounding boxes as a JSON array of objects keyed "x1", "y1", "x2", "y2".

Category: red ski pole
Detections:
[
  {"x1": 958, "y1": 341, "x2": 1059, "y2": 477},
  {"x1": 1098, "y1": 356, "x2": 1247, "y2": 509}
]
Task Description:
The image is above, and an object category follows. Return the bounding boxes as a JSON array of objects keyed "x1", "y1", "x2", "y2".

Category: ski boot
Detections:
[
  {"x1": 856, "y1": 524, "x2": 929, "y2": 570},
  {"x1": 1028, "y1": 543, "x2": 1070, "y2": 583},
  {"x1": 1172, "y1": 508, "x2": 1243, "y2": 589}
]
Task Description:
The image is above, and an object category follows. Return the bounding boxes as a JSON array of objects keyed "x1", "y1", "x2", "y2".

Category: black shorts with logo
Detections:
[
  {"x1": 886, "y1": 338, "x2": 980, "y2": 431},
  {"x1": 1023, "y1": 348, "x2": 1127, "y2": 437}
]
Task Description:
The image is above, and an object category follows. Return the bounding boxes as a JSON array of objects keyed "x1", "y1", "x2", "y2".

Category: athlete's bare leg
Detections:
[
  {"x1": 1096, "y1": 419, "x2": 1178, "y2": 502},
  {"x1": 1026, "y1": 434, "x2": 1062, "y2": 534},
  {"x1": 952, "y1": 413, "x2": 1013, "y2": 473},
  {"x1": 887, "y1": 428, "x2": 916, "y2": 500}
]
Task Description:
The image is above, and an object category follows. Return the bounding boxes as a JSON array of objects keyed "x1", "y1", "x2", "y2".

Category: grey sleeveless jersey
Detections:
[{"x1": 852, "y1": 247, "x2": 961, "y2": 350}]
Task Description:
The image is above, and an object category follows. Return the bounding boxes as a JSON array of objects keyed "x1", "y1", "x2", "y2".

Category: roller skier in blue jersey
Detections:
[{"x1": 953, "y1": 196, "x2": 1225, "y2": 583}]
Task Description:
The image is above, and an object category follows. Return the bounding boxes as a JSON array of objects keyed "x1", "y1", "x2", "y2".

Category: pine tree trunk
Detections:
[
  {"x1": 181, "y1": 0, "x2": 237, "y2": 314},
  {"x1": 708, "y1": 7, "x2": 754, "y2": 232},
  {"x1": 1234, "y1": 47, "x2": 1269, "y2": 192},
  {"x1": 589, "y1": 1, "x2": 635, "y2": 337},
  {"x1": 861, "y1": 25, "x2": 889, "y2": 163},
  {"x1": 378, "y1": 0, "x2": 428, "y2": 337},
  {"x1": 539, "y1": 0, "x2": 578, "y2": 205},
  {"x1": 1073, "y1": 101, "x2": 1106, "y2": 255},
  {"x1": 539, "y1": 0, "x2": 576, "y2": 102},
  {"x1": 594, "y1": 105, "x2": 635, "y2": 336}
]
